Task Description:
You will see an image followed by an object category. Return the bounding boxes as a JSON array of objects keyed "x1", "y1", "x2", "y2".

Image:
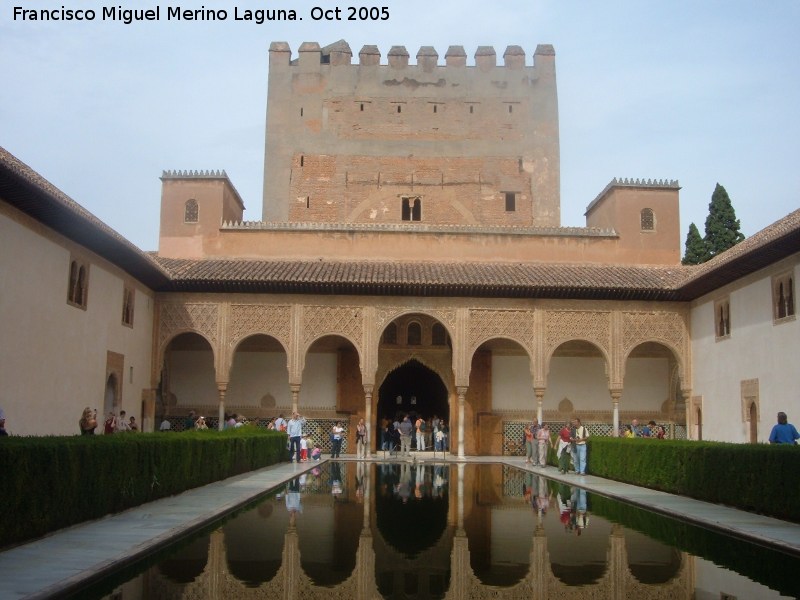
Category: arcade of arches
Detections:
[{"x1": 155, "y1": 296, "x2": 691, "y2": 455}]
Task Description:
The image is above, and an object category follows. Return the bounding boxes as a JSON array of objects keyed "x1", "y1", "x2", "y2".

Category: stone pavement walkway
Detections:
[{"x1": 1, "y1": 455, "x2": 798, "y2": 599}]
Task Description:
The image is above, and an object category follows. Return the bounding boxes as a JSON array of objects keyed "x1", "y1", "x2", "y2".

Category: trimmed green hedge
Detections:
[
  {"x1": 1, "y1": 428, "x2": 288, "y2": 548},
  {"x1": 586, "y1": 437, "x2": 800, "y2": 522}
]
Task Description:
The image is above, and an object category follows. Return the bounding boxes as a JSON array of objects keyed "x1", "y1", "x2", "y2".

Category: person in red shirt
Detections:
[{"x1": 554, "y1": 421, "x2": 572, "y2": 473}]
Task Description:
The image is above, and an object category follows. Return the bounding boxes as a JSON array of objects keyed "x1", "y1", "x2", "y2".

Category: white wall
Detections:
[
  {"x1": 300, "y1": 352, "x2": 338, "y2": 410},
  {"x1": 0, "y1": 208, "x2": 155, "y2": 435},
  {"x1": 690, "y1": 257, "x2": 800, "y2": 443},
  {"x1": 226, "y1": 351, "x2": 291, "y2": 408}
]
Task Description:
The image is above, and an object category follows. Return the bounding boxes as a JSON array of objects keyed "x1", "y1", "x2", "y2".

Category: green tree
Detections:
[
  {"x1": 704, "y1": 183, "x2": 745, "y2": 257},
  {"x1": 682, "y1": 222, "x2": 710, "y2": 265}
]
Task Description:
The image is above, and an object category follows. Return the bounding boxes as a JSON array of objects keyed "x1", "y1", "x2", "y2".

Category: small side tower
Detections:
[
  {"x1": 158, "y1": 170, "x2": 244, "y2": 259},
  {"x1": 585, "y1": 178, "x2": 681, "y2": 264}
]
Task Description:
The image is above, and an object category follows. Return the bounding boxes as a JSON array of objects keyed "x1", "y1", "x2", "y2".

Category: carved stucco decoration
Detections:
[
  {"x1": 621, "y1": 311, "x2": 688, "y2": 380},
  {"x1": 229, "y1": 303, "x2": 292, "y2": 351},
  {"x1": 544, "y1": 310, "x2": 612, "y2": 363},
  {"x1": 468, "y1": 308, "x2": 535, "y2": 357},
  {"x1": 302, "y1": 305, "x2": 363, "y2": 350},
  {"x1": 376, "y1": 306, "x2": 458, "y2": 338},
  {"x1": 622, "y1": 311, "x2": 685, "y2": 354},
  {"x1": 158, "y1": 302, "x2": 219, "y2": 352}
]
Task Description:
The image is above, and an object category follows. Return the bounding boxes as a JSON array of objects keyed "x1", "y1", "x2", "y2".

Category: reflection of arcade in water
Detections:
[{"x1": 126, "y1": 463, "x2": 701, "y2": 599}]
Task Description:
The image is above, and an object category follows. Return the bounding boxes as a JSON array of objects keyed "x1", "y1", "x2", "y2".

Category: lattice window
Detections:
[
  {"x1": 640, "y1": 207, "x2": 655, "y2": 231},
  {"x1": 184, "y1": 199, "x2": 198, "y2": 223}
]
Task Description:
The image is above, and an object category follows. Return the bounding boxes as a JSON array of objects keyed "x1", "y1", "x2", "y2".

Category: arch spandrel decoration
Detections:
[
  {"x1": 158, "y1": 303, "x2": 220, "y2": 351},
  {"x1": 621, "y1": 311, "x2": 689, "y2": 382},
  {"x1": 229, "y1": 304, "x2": 292, "y2": 351},
  {"x1": 467, "y1": 309, "x2": 535, "y2": 358},
  {"x1": 543, "y1": 310, "x2": 612, "y2": 374},
  {"x1": 375, "y1": 306, "x2": 458, "y2": 338},
  {"x1": 302, "y1": 305, "x2": 364, "y2": 349}
]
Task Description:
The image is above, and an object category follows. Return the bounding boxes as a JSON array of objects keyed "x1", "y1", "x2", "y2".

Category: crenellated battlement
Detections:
[
  {"x1": 268, "y1": 40, "x2": 555, "y2": 69},
  {"x1": 161, "y1": 169, "x2": 229, "y2": 180},
  {"x1": 586, "y1": 177, "x2": 680, "y2": 215}
]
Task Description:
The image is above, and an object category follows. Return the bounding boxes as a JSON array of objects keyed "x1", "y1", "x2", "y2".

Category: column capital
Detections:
[
  {"x1": 363, "y1": 384, "x2": 374, "y2": 396},
  {"x1": 533, "y1": 386, "x2": 546, "y2": 400},
  {"x1": 609, "y1": 388, "x2": 623, "y2": 402},
  {"x1": 456, "y1": 386, "x2": 468, "y2": 397}
]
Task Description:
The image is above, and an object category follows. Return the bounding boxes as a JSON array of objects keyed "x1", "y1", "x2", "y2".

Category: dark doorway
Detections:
[{"x1": 377, "y1": 360, "x2": 449, "y2": 428}]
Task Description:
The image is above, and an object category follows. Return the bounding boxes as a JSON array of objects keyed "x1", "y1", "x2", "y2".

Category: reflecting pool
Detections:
[{"x1": 92, "y1": 462, "x2": 798, "y2": 599}]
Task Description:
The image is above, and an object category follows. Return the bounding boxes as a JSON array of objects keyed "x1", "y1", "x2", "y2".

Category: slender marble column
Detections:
[{"x1": 457, "y1": 386, "x2": 467, "y2": 458}]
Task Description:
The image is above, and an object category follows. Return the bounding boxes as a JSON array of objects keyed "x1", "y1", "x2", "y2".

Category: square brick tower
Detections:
[{"x1": 262, "y1": 41, "x2": 560, "y2": 227}]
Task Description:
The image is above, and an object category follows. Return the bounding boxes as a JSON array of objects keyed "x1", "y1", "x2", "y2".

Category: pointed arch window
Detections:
[
  {"x1": 67, "y1": 259, "x2": 89, "y2": 309},
  {"x1": 184, "y1": 199, "x2": 199, "y2": 223},
  {"x1": 773, "y1": 272, "x2": 795, "y2": 322},
  {"x1": 715, "y1": 298, "x2": 731, "y2": 339},
  {"x1": 122, "y1": 286, "x2": 135, "y2": 327}
]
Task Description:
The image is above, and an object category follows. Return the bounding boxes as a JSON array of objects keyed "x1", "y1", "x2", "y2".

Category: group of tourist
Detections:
[
  {"x1": 524, "y1": 418, "x2": 589, "y2": 475},
  {"x1": 623, "y1": 419, "x2": 666, "y2": 439},
  {"x1": 379, "y1": 413, "x2": 449, "y2": 456},
  {"x1": 78, "y1": 407, "x2": 138, "y2": 435}
]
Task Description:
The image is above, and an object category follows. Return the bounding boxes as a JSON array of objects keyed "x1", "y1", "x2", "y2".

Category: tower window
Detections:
[
  {"x1": 397, "y1": 105, "x2": 402, "y2": 114},
  {"x1": 402, "y1": 197, "x2": 422, "y2": 221},
  {"x1": 470, "y1": 105, "x2": 474, "y2": 114},
  {"x1": 300, "y1": 155, "x2": 304, "y2": 167},
  {"x1": 641, "y1": 208, "x2": 655, "y2": 231},
  {"x1": 184, "y1": 199, "x2": 198, "y2": 223},
  {"x1": 504, "y1": 192, "x2": 517, "y2": 212},
  {"x1": 300, "y1": 107, "x2": 304, "y2": 117}
]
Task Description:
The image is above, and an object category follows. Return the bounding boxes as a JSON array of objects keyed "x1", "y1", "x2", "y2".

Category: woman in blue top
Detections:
[{"x1": 768, "y1": 412, "x2": 800, "y2": 444}]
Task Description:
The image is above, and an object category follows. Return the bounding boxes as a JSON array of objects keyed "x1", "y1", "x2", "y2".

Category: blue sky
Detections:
[{"x1": 2, "y1": 1, "x2": 798, "y2": 251}]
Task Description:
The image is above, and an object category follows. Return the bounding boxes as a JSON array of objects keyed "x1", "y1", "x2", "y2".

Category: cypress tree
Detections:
[
  {"x1": 704, "y1": 183, "x2": 745, "y2": 257},
  {"x1": 682, "y1": 222, "x2": 710, "y2": 265}
]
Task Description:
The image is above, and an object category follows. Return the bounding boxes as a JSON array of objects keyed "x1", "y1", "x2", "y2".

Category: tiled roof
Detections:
[
  {"x1": 154, "y1": 256, "x2": 688, "y2": 300},
  {"x1": 154, "y1": 207, "x2": 800, "y2": 300},
  {"x1": 3, "y1": 145, "x2": 797, "y2": 301},
  {"x1": 678, "y1": 208, "x2": 800, "y2": 299}
]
